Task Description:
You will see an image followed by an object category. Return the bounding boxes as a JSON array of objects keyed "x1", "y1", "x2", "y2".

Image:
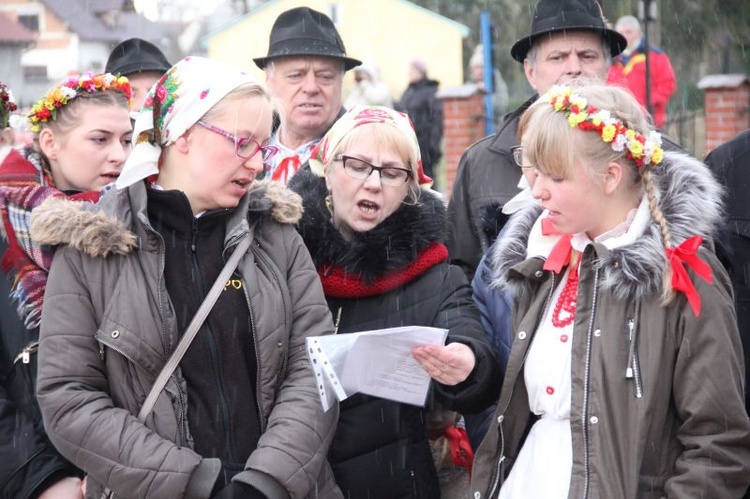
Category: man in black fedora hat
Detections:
[
  {"x1": 254, "y1": 6, "x2": 361, "y2": 184},
  {"x1": 446, "y1": 0, "x2": 626, "y2": 281},
  {"x1": 105, "y1": 38, "x2": 171, "y2": 112}
]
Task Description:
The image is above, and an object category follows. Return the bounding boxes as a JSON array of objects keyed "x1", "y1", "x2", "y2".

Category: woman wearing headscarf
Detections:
[
  {"x1": 287, "y1": 105, "x2": 501, "y2": 498},
  {"x1": 32, "y1": 57, "x2": 340, "y2": 498}
]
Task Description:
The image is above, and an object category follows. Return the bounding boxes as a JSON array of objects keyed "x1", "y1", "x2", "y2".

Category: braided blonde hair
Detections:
[{"x1": 519, "y1": 80, "x2": 676, "y2": 304}]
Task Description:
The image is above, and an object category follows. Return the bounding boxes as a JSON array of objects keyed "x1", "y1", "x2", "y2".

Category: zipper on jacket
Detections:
[
  {"x1": 232, "y1": 230, "x2": 272, "y2": 432},
  {"x1": 136, "y1": 214, "x2": 190, "y2": 444},
  {"x1": 333, "y1": 307, "x2": 343, "y2": 334},
  {"x1": 581, "y1": 267, "x2": 601, "y2": 499},
  {"x1": 13, "y1": 340, "x2": 39, "y2": 365},
  {"x1": 191, "y1": 220, "x2": 236, "y2": 461},
  {"x1": 487, "y1": 270, "x2": 556, "y2": 499},
  {"x1": 629, "y1": 301, "x2": 643, "y2": 398}
]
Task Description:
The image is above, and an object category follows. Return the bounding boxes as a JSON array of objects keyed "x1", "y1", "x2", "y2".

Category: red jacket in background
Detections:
[{"x1": 607, "y1": 41, "x2": 676, "y2": 128}]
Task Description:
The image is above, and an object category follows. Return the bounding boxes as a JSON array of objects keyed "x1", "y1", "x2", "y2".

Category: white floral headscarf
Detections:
[
  {"x1": 116, "y1": 56, "x2": 259, "y2": 189},
  {"x1": 308, "y1": 105, "x2": 433, "y2": 188}
]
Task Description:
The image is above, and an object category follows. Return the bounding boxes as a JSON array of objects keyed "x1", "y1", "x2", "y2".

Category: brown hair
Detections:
[{"x1": 34, "y1": 90, "x2": 130, "y2": 178}]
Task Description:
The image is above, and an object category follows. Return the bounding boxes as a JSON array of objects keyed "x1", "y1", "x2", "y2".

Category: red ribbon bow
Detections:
[
  {"x1": 444, "y1": 425, "x2": 475, "y2": 476},
  {"x1": 665, "y1": 235, "x2": 713, "y2": 316},
  {"x1": 543, "y1": 234, "x2": 573, "y2": 274}
]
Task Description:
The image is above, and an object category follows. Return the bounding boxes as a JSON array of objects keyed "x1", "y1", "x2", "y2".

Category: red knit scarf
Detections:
[{"x1": 319, "y1": 242, "x2": 449, "y2": 298}]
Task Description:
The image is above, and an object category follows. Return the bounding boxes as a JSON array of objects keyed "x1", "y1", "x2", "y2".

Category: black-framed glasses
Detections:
[
  {"x1": 335, "y1": 155, "x2": 412, "y2": 187},
  {"x1": 511, "y1": 145, "x2": 533, "y2": 169},
  {"x1": 196, "y1": 120, "x2": 265, "y2": 160}
]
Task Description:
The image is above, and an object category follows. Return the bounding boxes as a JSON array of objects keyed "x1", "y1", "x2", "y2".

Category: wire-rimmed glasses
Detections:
[
  {"x1": 335, "y1": 155, "x2": 413, "y2": 187},
  {"x1": 196, "y1": 120, "x2": 265, "y2": 160},
  {"x1": 511, "y1": 145, "x2": 533, "y2": 169}
]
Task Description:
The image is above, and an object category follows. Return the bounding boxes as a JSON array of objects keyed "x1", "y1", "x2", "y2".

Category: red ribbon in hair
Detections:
[
  {"x1": 665, "y1": 235, "x2": 713, "y2": 316},
  {"x1": 444, "y1": 425, "x2": 475, "y2": 475}
]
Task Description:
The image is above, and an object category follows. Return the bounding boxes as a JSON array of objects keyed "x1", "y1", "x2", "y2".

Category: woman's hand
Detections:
[
  {"x1": 38, "y1": 476, "x2": 84, "y2": 499},
  {"x1": 412, "y1": 343, "x2": 476, "y2": 386}
]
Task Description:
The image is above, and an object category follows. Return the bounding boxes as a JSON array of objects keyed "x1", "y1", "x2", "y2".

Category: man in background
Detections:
[
  {"x1": 607, "y1": 15, "x2": 676, "y2": 128},
  {"x1": 447, "y1": 0, "x2": 626, "y2": 281},
  {"x1": 105, "y1": 38, "x2": 171, "y2": 111},
  {"x1": 254, "y1": 6, "x2": 361, "y2": 184}
]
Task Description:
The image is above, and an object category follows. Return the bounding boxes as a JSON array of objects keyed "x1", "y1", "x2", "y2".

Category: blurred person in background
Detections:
[
  {"x1": 468, "y1": 44, "x2": 509, "y2": 125},
  {"x1": 607, "y1": 15, "x2": 676, "y2": 129},
  {"x1": 344, "y1": 61, "x2": 393, "y2": 109},
  {"x1": 396, "y1": 59, "x2": 443, "y2": 191}
]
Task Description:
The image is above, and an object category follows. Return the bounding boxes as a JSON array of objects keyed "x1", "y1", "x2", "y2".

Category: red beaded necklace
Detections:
[{"x1": 551, "y1": 262, "x2": 579, "y2": 328}]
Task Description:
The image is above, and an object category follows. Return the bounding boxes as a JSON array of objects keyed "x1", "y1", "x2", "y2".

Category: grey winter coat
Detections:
[
  {"x1": 471, "y1": 152, "x2": 750, "y2": 498},
  {"x1": 32, "y1": 180, "x2": 341, "y2": 499}
]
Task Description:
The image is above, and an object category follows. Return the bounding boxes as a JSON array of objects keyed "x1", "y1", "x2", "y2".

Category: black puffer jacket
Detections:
[{"x1": 289, "y1": 168, "x2": 501, "y2": 499}]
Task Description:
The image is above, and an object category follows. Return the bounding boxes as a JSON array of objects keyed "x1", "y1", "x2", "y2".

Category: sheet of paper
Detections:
[{"x1": 306, "y1": 326, "x2": 448, "y2": 411}]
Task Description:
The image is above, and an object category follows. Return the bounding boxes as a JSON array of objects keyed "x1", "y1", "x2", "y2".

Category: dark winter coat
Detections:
[
  {"x1": 471, "y1": 152, "x2": 750, "y2": 498},
  {"x1": 705, "y1": 129, "x2": 750, "y2": 413},
  {"x1": 0, "y1": 240, "x2": 82, "y2": 498},
  {"x1": 445, "y1": 97, "x2": 534, "y2": 280},
  {"x1": 0, "y1": 149, "x2": 81, "y2": 499},
  {"x1": 396, "y1": 79, "x2": 443, "y2": 179},
  {"x1": 289, "y1": 168, "x2": 501, "y2": 499},
  {"x1": 32, "y1": 180, "x2": 341, "y2": 499}
]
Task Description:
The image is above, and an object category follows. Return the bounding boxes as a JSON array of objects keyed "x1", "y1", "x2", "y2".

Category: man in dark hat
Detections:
[
  {"x1": 254, "y1": 6, "x2": 361, "y2": 184},
  {"x1": 446, "y1": 0, "x2": 626, "y2": 281},
  {"x1": 447, "y1": 0, "x2": 626, "y2": 458},
  {"x1": 106, "y1": 38, "x2": 171, "y2": 111}
]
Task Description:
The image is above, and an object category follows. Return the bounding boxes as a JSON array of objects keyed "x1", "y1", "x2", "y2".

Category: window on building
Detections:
[
  {"x1": 24, "y1": 65, "x2": 48, "y2": 82},
  {"x1": 18, "y1": 14, "x2": 40, "y2": 32}
]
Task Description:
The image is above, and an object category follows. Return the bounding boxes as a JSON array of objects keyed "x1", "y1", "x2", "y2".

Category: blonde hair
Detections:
[
  {"x1": 201, "y1": 82, "x2": 273, "y2": 122},
  {"x1": 519, "y1": 81, "x2": 676, "y2": 304},
  {"x1": 326, "y1": 122, "x2": 422, "y2": 203}
]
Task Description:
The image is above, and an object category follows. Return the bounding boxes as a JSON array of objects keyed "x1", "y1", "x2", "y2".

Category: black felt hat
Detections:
[
  {"x1": 510, "y1": 0, "x2": 627, "y2": 62},
  {"x1": 253, "y1": 7, "x2": 361, "y2": 71},
  {"x1": 105, "y1": 38, "x2": 171, "y2": 77}
]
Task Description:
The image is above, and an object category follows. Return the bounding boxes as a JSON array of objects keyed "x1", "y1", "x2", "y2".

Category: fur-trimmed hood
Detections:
[
  {"x1": 29, "y1": 179, "x2": 303, "y2": 258},
  {"x1": 486, "y1": 151, "x2": 724, "y2": 299},
  {"x1": 289, "y1": 167, "x2": 446, "y2": 284}
]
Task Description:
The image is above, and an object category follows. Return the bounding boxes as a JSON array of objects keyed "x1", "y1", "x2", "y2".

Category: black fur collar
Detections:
[{"x1": 290, "y1": 167, "x2": 446, "y2": 284}]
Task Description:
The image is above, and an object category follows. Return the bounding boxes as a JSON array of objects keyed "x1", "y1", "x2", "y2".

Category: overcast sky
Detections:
[{"x1": 134, "y1": 0, "x2": 221, "y2": 22}]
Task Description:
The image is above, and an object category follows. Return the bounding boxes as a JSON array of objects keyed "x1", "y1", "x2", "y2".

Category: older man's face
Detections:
[
  {"x1": 265, "y1": 56, "x2": 344, "y2": 144},
  {"x1": 524, "y1": 30, "x2": 609, "y2": 94}
]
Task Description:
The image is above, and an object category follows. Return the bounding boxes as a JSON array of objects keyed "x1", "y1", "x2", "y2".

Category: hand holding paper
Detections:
[
  {"x1": 306, "y1": 326, "x2": 448, "y2": 411},
  {"x1": 412, "y1": 342, "x2": 476, "y2": 386}
]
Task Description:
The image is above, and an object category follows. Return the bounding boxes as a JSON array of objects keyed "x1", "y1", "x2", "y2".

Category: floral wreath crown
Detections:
[
  {"x1": 28, "y1": 73, "x2": 132, "y2": 132},
  {"x1": 544, "y1": 85, "x2": 664, "y2": 168},
  {"x1": 0, "y1": 82, "x2": 17, "y2": 129}
]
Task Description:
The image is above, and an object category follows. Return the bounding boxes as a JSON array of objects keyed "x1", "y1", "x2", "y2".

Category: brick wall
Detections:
[
  {"x1": 698, "y1": 75, "x2": 750, "y2": 153},
  {"x1": 438, "y1": 87, "x2": 486, "y2": 198}
]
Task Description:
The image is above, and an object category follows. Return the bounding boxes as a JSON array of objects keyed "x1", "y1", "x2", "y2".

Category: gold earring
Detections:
[{"x1": 325, "y1": 193, "x2": 334, "y2": 216}]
